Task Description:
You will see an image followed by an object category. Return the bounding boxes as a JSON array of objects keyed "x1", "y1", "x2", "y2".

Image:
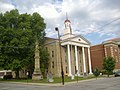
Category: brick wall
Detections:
[
  {"x1": 90, "y1": 44, "x2": 105, "y2": 70},
  {"x1": 91, "y1": 43, "x2": 120, "y2": 71}
]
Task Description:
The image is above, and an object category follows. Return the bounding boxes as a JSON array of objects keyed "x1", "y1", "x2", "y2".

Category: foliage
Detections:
[
  {"x1": 0, "y1": 9, "x2": 47, "y2": 78},
  {"x1": 93, "y1": 68, "x2": 100, "y2": 79},
  {"x1": 11, "y1": 59, "x2": 22, "y2": 79},
  {"x1": 103, "y1": 56, "x2": 116, "y2": 77},
  {"x1": 100, "y1": 69, "x2": 107, "y2": 75},
  {"x1": 40, "y1": 46, "x2": 49, "y2": 77}
]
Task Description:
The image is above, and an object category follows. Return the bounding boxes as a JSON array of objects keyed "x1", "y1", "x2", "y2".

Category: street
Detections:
[{"x1": 0, "y1": 77, "x2": 120, "y2": 90}]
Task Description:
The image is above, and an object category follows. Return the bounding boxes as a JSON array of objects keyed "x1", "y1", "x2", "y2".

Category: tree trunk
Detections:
[{"x1": 15, "y1": 70, "x2": 19, "y2": 79}]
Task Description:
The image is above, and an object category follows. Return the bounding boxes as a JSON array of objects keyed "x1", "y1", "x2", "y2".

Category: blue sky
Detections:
[{"x1": 0, "y1": 0, "x2": 120, "y2": 45}]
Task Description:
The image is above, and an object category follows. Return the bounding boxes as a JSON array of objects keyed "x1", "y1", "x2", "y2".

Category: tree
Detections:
[
  {"x1": 0, "y1": 9, "x2": 47, "y2": 78},
  {"x1": 39, "y1": 46, "x2": 49, "y2": 77},
  {"x1": 103, "y1": 57, "x2": 116, "y2": 77},
  {"x1": 11, "y1": 59, "x2": 22, "y2": 79},
  {"x1": 93, "y1": 68, "x2": 100, "y2": 79}
]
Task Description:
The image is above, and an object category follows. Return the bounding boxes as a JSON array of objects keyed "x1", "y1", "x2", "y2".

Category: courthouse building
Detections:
[
  {"x1": 45, "y1": 18, "x2": 93, "y2": 77},
  {"x1": 90, "y1": 38, "x2": 120, "y2": 71}
]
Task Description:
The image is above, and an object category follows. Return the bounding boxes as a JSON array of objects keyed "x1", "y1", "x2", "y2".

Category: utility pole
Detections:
[{"x1": 55, "y1": 27, "x2": 64, "y2": 85}]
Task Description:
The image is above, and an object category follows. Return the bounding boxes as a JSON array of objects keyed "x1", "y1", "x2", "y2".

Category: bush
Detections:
[
  {"x1": 93, "y1": 68, "x2": 100, "y2": 78},
  {"x1": 107, "y1": 71, "x2": 113, "y2": 75},
  {"x1": 3, "y1": 75, "x2": 13, "y2": 79},
  {"x1": 101, "y1": 70, "x2": 113, "y2": 75},
  {"x1": 101, "y1": 69, "x2": 107, "y2": 75},
  {"x1": 103, "y1": 57, "x2": 116, "y2": 77}
]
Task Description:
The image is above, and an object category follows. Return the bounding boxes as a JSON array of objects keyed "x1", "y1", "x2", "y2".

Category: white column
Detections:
[
  {"x1": 82, "y1": 47, "x2": 86, "y2": 73},
  {"x1": 75, "y1": 45, "x2": 80, "y2": 76},
  {"x1": 67, "y1": 44, "x2": 72, "y2": 76},
  {"x1": 88, "y1": 47, "x2": 93, "y2": 74}
]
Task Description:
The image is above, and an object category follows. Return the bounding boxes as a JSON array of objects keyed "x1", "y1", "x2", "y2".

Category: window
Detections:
[
  {"x1": 66, "y1": 66, "x2": 68, "y2": 73},
  {"x1": 52, "y1": 61, "x2": 54, "y2": 68},
  {"x1": 78, "y1": 39, "x2": 81, "y2": 41},
  {"x1": 80, "y1": 66, "x2": 82, "y2": 72},
  {"x1": 52, "y1": 51, "x2": 54, "y2": 57},
  {"x1": 65, "y1": 55, "x2": 67, "y2": 63},
  {"x1": 75, "y1": 66, "x2": 77, "y2": 74},
  {"x1": 65, "y1": 49, "x2": 67, "y2": 53}
]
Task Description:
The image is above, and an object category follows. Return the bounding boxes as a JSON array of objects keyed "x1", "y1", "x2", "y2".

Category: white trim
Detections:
[
  {"x1": 82, "y1": 47, "x2": 86, "y2": 73},
  {"x1": 67, "y1": 44, "x2": 72, "y2": 76},
  {"x1": 88, "y1": 47, "x2": 93, "y2": 74},
  {"x1": 75, "y1": 45, "x2": 80, "y2": 75},
  {"x1": 61, "y1": 41, "x2": 90, "y2": 48}
]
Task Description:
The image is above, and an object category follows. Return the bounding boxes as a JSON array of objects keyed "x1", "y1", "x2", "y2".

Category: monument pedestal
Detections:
[
  {"x1": 32, "y1": 74, "x2": 43, "y2": 80},
  {"x1": 32, "y1": 69, "x2": 43, "y2": 80}
]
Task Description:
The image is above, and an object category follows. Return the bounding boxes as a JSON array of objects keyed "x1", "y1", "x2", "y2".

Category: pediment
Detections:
[
  {"x1": 61, "y1": 34, "x2": 90, "y2": 45},
  {"x1": 67, "y1": 35, "x2": 90, "y2": 45}
]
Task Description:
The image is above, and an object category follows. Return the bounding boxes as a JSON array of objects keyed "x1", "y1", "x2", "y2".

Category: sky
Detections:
[{"x1": 0, "y1": 0, "x2": 120, "y2": 45}]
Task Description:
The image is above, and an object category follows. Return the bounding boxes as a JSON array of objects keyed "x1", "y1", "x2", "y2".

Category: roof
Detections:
[
  {"x1": 64, "y1": 19, "x2": 71, "y2": 23},
  {"x1": 61, "y1": 33, "x2": 91, "y2": 45},
  {"x1": 106, "y1": 38, "x2": 120, "y2": 42},
  {"x1": 102, "y1": 38, "x2": 120, "y2": 45}
]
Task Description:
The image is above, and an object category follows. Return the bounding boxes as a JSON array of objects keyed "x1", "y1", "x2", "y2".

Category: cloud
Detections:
[
  {"x1": 0, "y1": 0, "x2": 120, "y2": 45},
  {"x1": 0, "y1": 1, "x2": 15, "y2": 13}
]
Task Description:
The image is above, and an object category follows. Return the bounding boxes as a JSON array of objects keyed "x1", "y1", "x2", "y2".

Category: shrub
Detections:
[
  {"x1": 101, "y1": 69, "x2": 107, "y2": 75},
  {"x1": 103, "y1": 57, "x2": 116, "y2": 77},
  {"x1": 3, "y1": 75, "x2": 13, "y2": 79},
  {"x1": 93, "y1": 68, "x2": 100, "y2": 79}
]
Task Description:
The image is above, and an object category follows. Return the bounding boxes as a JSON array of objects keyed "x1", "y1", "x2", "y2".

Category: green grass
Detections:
[{"x1": 0, "y1": 75, "x2": 97, "y2": 84}]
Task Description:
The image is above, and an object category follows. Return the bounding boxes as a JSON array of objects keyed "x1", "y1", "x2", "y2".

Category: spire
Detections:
[
  {"x1": 64, "y1": 12, "x2": 71, "y2": 23},
  {"x1": 66, "y1": 12, "x2": 68, "y2": 20}
]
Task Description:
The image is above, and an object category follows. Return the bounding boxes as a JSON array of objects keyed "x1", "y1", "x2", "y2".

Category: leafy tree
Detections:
[
  {"x1": 103, "y1": 57, "x2": 116, "y2": 77},
  {"x1": 93, "y1": 68, "x2": 100, "y2": 79},
  {"x1": 11, "y1": 59, "x2": 22, "y2": 79},
  {"x1": 39, "y1": 46, "x2": 49, "y2": 77},
  {"x1": 0, "y1": 9, "x2": 48, "y2": 78}
]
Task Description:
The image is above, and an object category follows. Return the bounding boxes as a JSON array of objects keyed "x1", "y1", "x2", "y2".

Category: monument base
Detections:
[{"x1": 32, "y1": 74, "x2": 43, "y2": 80}]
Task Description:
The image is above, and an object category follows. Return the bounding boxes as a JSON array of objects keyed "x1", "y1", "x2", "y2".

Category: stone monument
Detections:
[
  {"x1": 32, "y1": 41, "x2": 43, "y2": 80},
  {"x1": 47, "y1": 72, "x2": 54, "y2": 82}
]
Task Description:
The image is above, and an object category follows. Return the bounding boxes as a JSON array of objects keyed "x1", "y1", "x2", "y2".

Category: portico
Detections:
[{"x1": 61, "y1": 40, "x2": 92, "y2": 76}]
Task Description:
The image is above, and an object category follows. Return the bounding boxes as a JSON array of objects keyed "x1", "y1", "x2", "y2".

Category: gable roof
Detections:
[
  {"x1": 72, "y1": 34, "x2": 91, "y2": 44},
  {"x1": 102, "y1": 38, "x2": 120, "y2": 45},
  {"x1": 61, "y1": 34, "x2": 91, "y2": 45}
]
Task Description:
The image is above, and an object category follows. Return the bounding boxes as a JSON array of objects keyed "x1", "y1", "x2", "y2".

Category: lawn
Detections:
[{"x1": 0, "y1": 75, "x2": 96, "y2": 84}]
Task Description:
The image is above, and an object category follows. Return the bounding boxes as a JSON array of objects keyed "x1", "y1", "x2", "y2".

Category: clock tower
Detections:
[{"x1": 64, "y1": 14, "x2": 72, "y2": 35}]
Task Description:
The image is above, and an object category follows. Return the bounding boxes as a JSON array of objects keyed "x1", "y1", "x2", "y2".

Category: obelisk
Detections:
[{"x1": 32, "y1": 41, "x2": 43, "y2": 80}]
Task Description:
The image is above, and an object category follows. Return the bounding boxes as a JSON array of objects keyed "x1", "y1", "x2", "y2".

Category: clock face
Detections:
[{"x1": 65, "y1": 22, "x2": 69, "y2": 26}]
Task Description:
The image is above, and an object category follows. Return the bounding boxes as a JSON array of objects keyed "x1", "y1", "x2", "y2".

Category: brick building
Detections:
[{"x1": 90, "y1": 38, "x2": 120, "y2": 71}]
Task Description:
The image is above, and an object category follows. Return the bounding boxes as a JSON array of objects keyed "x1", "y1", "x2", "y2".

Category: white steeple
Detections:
[
  {"x1": 64, "y1": 13, "x2": 72, "y2": 35},
  {"x1": 61, "y1": 13, "x2": 75, "y2": 40}
]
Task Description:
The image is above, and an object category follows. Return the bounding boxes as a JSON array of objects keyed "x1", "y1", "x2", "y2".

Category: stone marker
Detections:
[
  {"x1": 32, "y1": 41, "x2": 43, "y2": 80},
  {"x1": 71, "y1": 75, "x2": 74, "y2": 80},
  {"x1": 47, "y1": 72, "x2": 54, "y2": 82}
]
